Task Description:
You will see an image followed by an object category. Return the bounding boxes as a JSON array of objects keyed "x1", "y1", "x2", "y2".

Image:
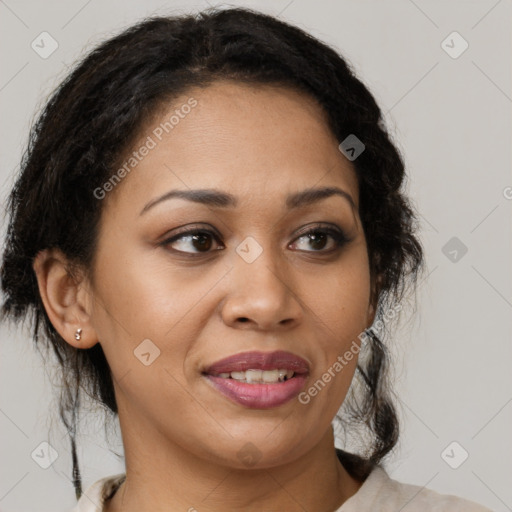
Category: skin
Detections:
[{"x1": 33, "y1": 80, "x2": 378, "y2": 511}]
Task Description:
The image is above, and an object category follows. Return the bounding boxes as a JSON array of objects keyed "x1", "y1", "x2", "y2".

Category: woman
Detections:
[{"x1": 0, "y1": 7, "x2": 492, "y2": 512}]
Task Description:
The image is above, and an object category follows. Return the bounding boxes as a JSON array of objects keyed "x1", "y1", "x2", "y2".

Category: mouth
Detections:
[
  {"x1": 202, "y1": 350, "x2": 309, "y2": 409},
  {"x1": 209, "y1": 368, "x2": 297, "y2": 384}
]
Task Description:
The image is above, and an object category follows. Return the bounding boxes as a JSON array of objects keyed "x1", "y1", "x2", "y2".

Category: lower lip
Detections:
[{"x1": 205, "y1": 375, "x2": 308, "y2": 409}]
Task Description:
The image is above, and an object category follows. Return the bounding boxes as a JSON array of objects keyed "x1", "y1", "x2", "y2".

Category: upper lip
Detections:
[{"x1": 204, "y1": 350, "x2": 310, "y2": 375}]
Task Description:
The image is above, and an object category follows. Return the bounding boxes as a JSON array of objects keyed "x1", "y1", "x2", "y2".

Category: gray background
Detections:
[{"x1": 0, "y1": 1, "x2": 511, "y2": 511}]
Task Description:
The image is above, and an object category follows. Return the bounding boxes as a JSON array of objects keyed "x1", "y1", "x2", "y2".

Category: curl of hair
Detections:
[{"x1": 0, "y1": 7, "x2": 425, "y2": 498}]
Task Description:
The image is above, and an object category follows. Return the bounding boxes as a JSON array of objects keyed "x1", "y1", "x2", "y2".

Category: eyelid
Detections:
[
  {"x1": 289, "y1": 223, "x2": 351, "y2": 251},
  {"x1": 159, "y1": 223, "x2": 222, "y2": 242},
  {"x1": 158, "y1": 224, "x2": 224, "y2": 257},
  {"x1": 161, "y1": 222, "x2": 347, "y2": 243},
  {"x1": 292, "y1": 222, "x2": 348, "y2": 239},
  {"x1": 159, "y1": 221, "x2": 350, "y2": 257}
]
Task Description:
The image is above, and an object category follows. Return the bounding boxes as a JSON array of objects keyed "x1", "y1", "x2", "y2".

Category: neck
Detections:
[{"x1": 105, "y1": 423, "x2": 363, "y2": 512}]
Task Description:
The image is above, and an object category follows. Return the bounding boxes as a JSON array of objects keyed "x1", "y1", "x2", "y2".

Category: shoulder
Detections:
[
  {"x1": 339, "y1": 465, "x2": 493, "y2": 512},
  {"x1": 71, "y1": 467, "x2": 493, "y2": 512},
  {"x1": 70, "y1": 473, "x2": 126, "y2": 512}
]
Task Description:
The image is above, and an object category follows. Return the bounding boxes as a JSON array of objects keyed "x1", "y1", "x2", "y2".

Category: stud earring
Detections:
[{"x1": 74, "y1": 328, "x2": 82, "y2": 341}]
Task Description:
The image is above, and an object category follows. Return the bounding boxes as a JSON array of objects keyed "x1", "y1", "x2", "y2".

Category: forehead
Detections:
[{"x1": 104, "y1": 80, "x2": 359, "y2": 215}]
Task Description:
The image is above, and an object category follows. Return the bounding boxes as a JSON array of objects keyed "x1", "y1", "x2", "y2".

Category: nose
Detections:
[{"x1": 220, "y1": 245, "x2": 303, "y2": 331}]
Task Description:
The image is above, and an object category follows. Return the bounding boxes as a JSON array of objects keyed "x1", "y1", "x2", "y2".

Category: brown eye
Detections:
[
  {"x1": 304, "y1": 231, "x2": 329, "y2": 250},
  {"x1": 290, "y1": 226, "x2": 349, "y2": 253},
  {"x1": 161, "y1": 229, "x2": 223, "y2": 255}
]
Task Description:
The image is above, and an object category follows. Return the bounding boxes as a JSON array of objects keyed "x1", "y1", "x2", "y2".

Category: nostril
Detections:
[{"x1": 238, "y1": 317, "x2": 249, "y2": 323}]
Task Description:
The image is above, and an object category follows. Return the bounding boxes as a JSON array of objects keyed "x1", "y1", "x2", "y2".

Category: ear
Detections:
[{"x1": 32, "y1": 248, "x2": 98, "y2": 349}]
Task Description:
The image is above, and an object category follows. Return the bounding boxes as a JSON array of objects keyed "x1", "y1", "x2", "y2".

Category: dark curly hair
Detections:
[{"x1": 0, "y1": 6, "x2": 425, "y2": 501}]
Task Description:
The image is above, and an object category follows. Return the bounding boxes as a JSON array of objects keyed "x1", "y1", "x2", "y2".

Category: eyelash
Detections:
[{"x1": 159, "y1": 223, "x2": 350, "y2": 257}]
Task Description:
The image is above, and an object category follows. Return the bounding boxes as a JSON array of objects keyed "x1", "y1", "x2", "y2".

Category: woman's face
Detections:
[{"x1": 87, "y1": 80, "x2": 375, "y2": 468}]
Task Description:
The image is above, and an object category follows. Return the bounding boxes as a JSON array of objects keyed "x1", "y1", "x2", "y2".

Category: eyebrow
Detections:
[{"x1": 140, "y1": 185, "x2": 356, "y2": 216}]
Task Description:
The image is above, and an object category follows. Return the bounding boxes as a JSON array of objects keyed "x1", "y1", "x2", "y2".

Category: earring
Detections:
[{"x1": 74, "y1": 328, "x2": 82, "y2": 341}]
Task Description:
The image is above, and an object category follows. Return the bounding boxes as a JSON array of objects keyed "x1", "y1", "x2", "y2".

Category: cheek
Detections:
[
  {"x1": 91, "y1": 230, "x2": 204, "y2": 327},
  {"x1": 89, "y1": 236, "x2": 231, "y2": 377},
  {"x1": 297, "y1": 252, "x2": 370, "y2": 408},
  {"x1": 302, "y1": 250, "x2": 371, "y2": 345}
]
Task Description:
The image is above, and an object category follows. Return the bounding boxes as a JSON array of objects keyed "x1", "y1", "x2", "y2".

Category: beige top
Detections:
[{"x1": 70, "y1": 466, "x2": 493, "y2": 511}]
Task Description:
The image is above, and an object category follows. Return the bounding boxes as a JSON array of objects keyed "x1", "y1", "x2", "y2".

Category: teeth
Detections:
[
  {"x1": 217, "y1": 369, "x2": 295, "y2": 383},
  {"x1": 262, "y1": 369, "x2": 279, "y2": 383},
  {"x1": 246, "y1": 369, "x2": 262, "y2": 383}
]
